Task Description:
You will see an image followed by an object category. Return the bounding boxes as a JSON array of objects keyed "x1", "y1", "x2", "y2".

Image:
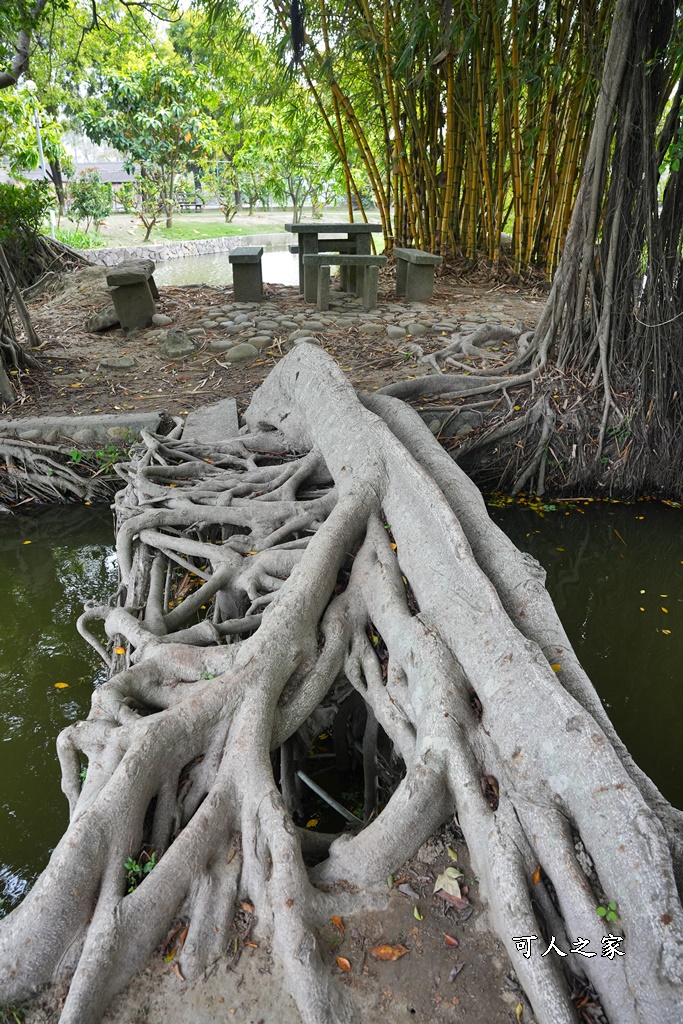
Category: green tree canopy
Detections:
[{"x1": 81, "y1": 58, "x2": 220, "y2": 226}]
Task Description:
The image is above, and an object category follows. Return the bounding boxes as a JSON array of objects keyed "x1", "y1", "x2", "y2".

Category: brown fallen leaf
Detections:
[
  {"x1": 337, "y1": 956, "x2": 351, "y2": 972},
  {"x1": 444, "y1": 933, "x2": 459, "y2": 947},
  {"x1": 171, "y1": 963, "x2": 185, "y2": 981},
  {"x1": 435, "y1": 888, "x2": 471, "y2": 911},
  {"x1": 177, "y1": 925, "x2": 188, "y2": 948},
  {"x1": 240, "y1": 901, "x2": 254, "y2": 914},
  {"x1": 330, "y1": 915, "x2": 345, "y2": 934},
  {"x1": 449, "y1": 962, "x2": 464, "y2": 982},
  {"x1": 532, "y1": 865, "x2": 541, "y2": 885},
  {"x1": 370, "y1": 943, "x2": 409, "y2": 961}
]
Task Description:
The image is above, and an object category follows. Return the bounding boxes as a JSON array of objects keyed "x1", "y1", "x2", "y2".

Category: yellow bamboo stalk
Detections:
[
  {"x1": 492, "y1": 10, "x2": 506, "y2": 259},
  {"x1": 509, "y1": 0, "x2": 524, "y2": 272},
  {"x1": 439, "y1": 52, "x2": 457, "y2": 252},
  {"x1": 474, "y1": 23, "x2": 495, "y2": 259}
]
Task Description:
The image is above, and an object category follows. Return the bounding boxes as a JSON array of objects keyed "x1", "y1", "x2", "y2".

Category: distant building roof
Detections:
[{"x1": 23, "y1": 161, "x2": 138, "y2": 183}]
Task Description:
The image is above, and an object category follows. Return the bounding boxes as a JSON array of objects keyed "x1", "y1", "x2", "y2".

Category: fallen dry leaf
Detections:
[
  {"x1": 435, "y1": 889, "x2": 471, "y2": 911},
  {"x1": 330, "y1": 915, "x2": 344, "y2": 933},
  {"x1": 370, "y1": 943, "x2": 409, "y2": 961},
  {"x1": 337, "y1": 956, "x2": 351, "y2": 972},
  {"x1": 171, "y1": 963, "x2": 185, "y2": 981},
  {"x1": 532, "y1": 865, "x2": 541, "y2": 885},
  {"x1": 444, "y1": 934, "x2": 459, "y2": 947}
]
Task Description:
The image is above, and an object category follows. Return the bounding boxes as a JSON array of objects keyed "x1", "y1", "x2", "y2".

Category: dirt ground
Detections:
[
  {"x1": 24, "y1": 826, "x2": 532, "y2": 1024},
  {"x1": 9, "y1": 264, "x2": 544, "y2": 426}
]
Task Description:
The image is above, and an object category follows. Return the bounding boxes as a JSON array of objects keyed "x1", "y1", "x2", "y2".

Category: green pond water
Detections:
[{"x1": 0, "y1": 500, "x2": 680, "y2": 914}]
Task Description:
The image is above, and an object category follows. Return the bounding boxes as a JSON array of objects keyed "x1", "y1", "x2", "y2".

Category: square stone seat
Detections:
[
  {"x1": 106, "y1": 258, "x2": 159, "y2": 332},
  {"x1": 229, "y1": 246, "x2": 264, "y2": 302},
  {"x1": 394, "y1": 247, "x2": 443, "y2": 301},
  {"x1": 302, "y1": 253, "x2": 387, "y2": 310}
]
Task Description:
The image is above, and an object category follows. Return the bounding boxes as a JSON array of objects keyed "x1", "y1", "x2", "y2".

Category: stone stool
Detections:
[
  {"x1": 106, "y1": 259, "x2": 158, "y2": 332},
  {"x1": 394, "y1": 247, "x2": 443, "y2": 301},
  {"x1": 229, "y1": 246, "x2": 264, "y2": 302}
]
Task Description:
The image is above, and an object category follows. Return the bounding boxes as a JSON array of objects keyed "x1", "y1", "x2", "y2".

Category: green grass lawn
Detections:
[
  {"x1": 145, "y1": 220, "x2": 285, "y2": 242},
  {"x1": 56, "y1": 209, "x2": 290, "y2": 249}
]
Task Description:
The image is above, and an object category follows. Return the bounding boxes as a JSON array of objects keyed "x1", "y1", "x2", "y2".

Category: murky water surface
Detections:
[
  {"x1": 0, "y1": 500, "x2": 680, "y2": 913},
  {"x1": 0, "y1": 508, "x2": 117, "y2": 912},
  {"x1": 153, "y1": 240, "x2": 298, "y2": 287}
]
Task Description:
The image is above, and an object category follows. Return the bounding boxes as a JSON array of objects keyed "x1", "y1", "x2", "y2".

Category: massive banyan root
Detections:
[{"x1": 0, "y1": 345, "x2": 681, "y2": 1024}]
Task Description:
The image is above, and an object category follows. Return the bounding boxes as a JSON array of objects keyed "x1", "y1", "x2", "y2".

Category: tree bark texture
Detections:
[{"x1": 0, "y1": 347, "x2": 681, "y2": 1024}]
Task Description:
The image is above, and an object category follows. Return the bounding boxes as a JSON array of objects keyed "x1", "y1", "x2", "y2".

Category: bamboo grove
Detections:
[{"x1": 267, "y1": 0, "x2": 614, "y2": 273}]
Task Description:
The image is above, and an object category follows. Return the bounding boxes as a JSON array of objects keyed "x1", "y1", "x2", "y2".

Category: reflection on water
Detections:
[
  {"x1": 0, "y1": 500, "x2": 680, "y2": 916},
  {"x1": 490, "y1": 500, "x2": 682, "y2": 809},
  {"x1": 0, "y1": 508, "x2": 117, "y2": 912},
  {"x1": 153, "y1": 240, "x2": 299, "y2": 288}
]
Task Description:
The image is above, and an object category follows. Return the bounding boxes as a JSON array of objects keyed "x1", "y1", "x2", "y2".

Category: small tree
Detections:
[
  {"x1": 68, "y1": 169, "x2": 112, "y2": 233},
  {"x1": 202, "y1": 162, "x2": 239, "y2": 222},
  {"x1": 82, "y1": 60, "x2": 219, "y2": 228},
  {"x1": 117, "y1": 177, "x2": 167, "y2": 242}
]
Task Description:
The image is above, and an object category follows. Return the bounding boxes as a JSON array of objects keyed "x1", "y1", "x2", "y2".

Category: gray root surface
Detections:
[{"x1": 0, "y1": 345, "x2": 681, "y2": 1024}]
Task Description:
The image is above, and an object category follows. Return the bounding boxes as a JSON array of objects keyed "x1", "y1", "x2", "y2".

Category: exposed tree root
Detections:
[
  {"x1": 0, "y1": 438, "x2": 123, "y2": 506},
  {"x1": 0, "y1": 346, "x2": 681, "y2": 1024}
]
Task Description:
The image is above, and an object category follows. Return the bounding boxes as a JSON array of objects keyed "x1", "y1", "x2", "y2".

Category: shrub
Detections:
[
  {"x1": 68, "y1": 170, "x2": 112, "y2": 232},
  {"x1": 0, "y1": 181, "x2": 54, "y2": 247}
]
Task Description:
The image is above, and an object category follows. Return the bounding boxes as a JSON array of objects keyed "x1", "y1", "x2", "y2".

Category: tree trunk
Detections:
[
  {"x1": 49, "y1": 157, "x2": 67, "y2": 217},
  {"x1": 0, "y1": 346, "x2": 681, "y2": 1024}
]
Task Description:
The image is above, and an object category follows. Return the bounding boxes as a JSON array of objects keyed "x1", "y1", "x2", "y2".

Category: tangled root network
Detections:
[{"x1": 1, "y1": 346, "x2": 681, "y2": 1024}]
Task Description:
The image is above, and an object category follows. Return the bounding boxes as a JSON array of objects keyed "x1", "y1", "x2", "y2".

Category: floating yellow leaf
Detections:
[
  {"x1": 114, "y1": 646, "x2": 125, "y2": 655},
  {"x1": 54, "y1": 681, "x2": 69, "y2": 689},
  {"x1": 306, "y1": 818, "x2": 318, "y2": 829},
  {"x1": 662, "y1": 607, "x2": 669, "y2": 613},
  {"x1": 556, "y1": 547, "x2": 564, "y2": 552},
  {"x1": 337, "y1": 956, "x2": 351, "y2": 972},
  {"x1": 22, "y1": 540, "x2": 31, "y2": 545},
  {"x1": 532, "y1": 865, "x2": 541, "y2": 885},
  {"x1": 330, "y1": 915, "x2": 344, "y2": 933},
  {"x1": 640, "y1": 589, "x2": 645, "y2": 594},
  {"x1": 662, "y1": 629, "x2": 671, "y2": 635},
  {"x1": 640, "y1": 607, "x2": 645, "y2": 612},
  {"x1": 551, "y1": 663, "x2": 561, "y2": 672},
  {"x1": 370, "y1": 943, "x2": 409, "y2": 961}
]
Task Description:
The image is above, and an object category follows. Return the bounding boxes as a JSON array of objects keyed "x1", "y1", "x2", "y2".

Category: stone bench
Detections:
[
  {"x1": 394, "y1": 247, "x2": 442, "y2": 301},
  {"x1": 106, "y1": 259, "x2": 159, "y2": 332},
  {"x1": 302, "y1": 253, "x2": 388, "y2": 311},
  {"x1": 291, "y1": 239, "x2": 362, "y2": 292},
  {"x1": 228, "y1": 246, "x2": 264, "y2": 302}
]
